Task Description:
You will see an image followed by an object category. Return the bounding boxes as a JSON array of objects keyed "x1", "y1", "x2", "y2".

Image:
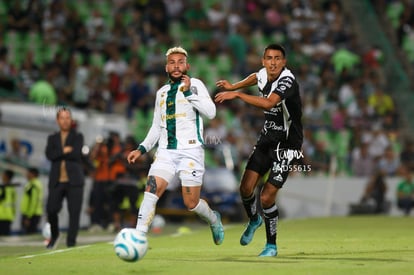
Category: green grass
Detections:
[{"x1": 1, "y1": 216, "x2": 413, "y2": 275}]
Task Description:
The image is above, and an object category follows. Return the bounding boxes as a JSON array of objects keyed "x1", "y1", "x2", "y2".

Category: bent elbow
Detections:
[
  {"x1": 263, "y1": 103, "x2": 275, "y2": 111},
  {"x1": 206, "y1": 109, "x2": 216, "y2": 119},
  {"x1": 205, "y1": 104, "x2": 216, "y2": 119}
]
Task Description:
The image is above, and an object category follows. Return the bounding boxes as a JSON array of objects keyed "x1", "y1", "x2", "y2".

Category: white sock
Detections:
[
  {"x1": 190, "y1": 199, "x2": 217, "y2": 225},
  {"x1": 136, "y1": 192, "x2": 159, "y2": 233}
]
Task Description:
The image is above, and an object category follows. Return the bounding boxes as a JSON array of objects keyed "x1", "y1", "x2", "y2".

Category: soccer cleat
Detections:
[
  {"x1": 210, "y1": 211, "x2": 224, "y2": 245},
  {"x1": 240, "y1": 215, "x2": 263, "y2": 246},
  {"x1": 46, "y1": 235, "x2": 60, "y2": 250},
  {"x1": 258, "y1": 244, "x2": 278, "y2": 257}
]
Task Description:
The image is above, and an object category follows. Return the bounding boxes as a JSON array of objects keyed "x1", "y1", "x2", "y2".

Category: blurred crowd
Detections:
[
  {"x1": 1, "y1": 0, "x2": 412, "y2": 177},
  {"x1": 1, "y1": 0, "x2": 414, "y2": 232},
  {"x1": 374, "y1": 0, "x2": 414, "y2": 65},
  {"x1": 85, "y1": 131, "x2": 151, "y2": 232}
]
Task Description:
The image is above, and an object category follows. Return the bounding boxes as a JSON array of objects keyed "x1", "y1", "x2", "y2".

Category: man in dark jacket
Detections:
[{"x1": 45, "y1": 107, "x2": 84, "y2": 248}]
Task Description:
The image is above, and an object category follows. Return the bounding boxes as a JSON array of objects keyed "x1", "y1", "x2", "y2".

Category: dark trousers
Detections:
[
  {"x1": 397, "y1": 198, "x2": 414, "y2": 215},
  {"x1": 0, "y1": 220, "x2": 11, "y2": 236},
  {"x1": 21, "y1": 215, "x2": 41, "y2": 234},
  {"x1": 47, "y1": 182, "x2": 84, "y2": 246},
  {"x1": 89, "y1": 180, "x2": 111, "y2": 227}
]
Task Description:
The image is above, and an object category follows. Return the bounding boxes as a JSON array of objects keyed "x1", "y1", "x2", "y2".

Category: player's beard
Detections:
[{"x1": 168, "y1": 70, "x2": 187, "y2": 83}]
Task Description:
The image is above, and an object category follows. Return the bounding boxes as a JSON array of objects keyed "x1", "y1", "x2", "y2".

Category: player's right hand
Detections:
[
  {"x1": 216, "y1": 79, "x2": 233, "y2": 90},
  {"x1": 127, "y1": 150, "x2": 142, "y2": 163}
]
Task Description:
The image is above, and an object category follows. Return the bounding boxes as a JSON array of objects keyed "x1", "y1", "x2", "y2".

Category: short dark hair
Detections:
[
  {"x1": 28, "y1": 167, "x2": 39, "y2": 177},
  {"x1": 56, "y1": 106, "x2": 72, "y2": 118},
  {"x1": 263, "y1": 44, "x2": 286, "y2": 58},
  {"x1": 4, "y1": 169, "x2": 14, "y2": 180}
]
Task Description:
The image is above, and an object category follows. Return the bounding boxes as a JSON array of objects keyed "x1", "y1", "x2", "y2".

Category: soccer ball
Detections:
[{"x1": 114, "y1": 228, "x2": 148, "y2": 262}]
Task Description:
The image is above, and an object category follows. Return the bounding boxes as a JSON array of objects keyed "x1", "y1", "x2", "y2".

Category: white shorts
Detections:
[{"x1": 148, "y1": 147, "x2": 205, "y2": 187}]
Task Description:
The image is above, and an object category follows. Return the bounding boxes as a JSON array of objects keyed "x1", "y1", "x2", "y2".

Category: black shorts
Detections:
[{"x1": 245, "y1": 142, "x2": 300, "y2": 188}]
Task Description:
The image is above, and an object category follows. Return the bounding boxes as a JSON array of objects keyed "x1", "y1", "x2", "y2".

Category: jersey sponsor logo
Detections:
[
  {"x1": 269, "y1": 105, "x2": 282, "y2": 113},
  {"x1": 276, "y1": 77, "x2": 293, "y2": 94},
  {"x1": 264, "y1": 120, "x2": 284, "y2": 131},
  {"x1": 162, "y1": 113, "x2": 187, "y2": 120},
  {"x1": 188, "y1": 139, "x2": 196, "y2": 144},
  {"x1": 278, "y1": 80, "x2": 293, "y2": 87}
]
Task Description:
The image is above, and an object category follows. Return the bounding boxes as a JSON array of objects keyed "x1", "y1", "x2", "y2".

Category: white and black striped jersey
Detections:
[{"x1": 256, "y1": 67, "x2": 303, "y2": 148}]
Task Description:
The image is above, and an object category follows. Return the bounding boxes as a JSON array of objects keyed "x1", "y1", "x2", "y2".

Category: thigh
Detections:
[
  {"x1": 177, "y1": 148, "x2": 205, "y2": 186},
  {"x1": 46, "y1": 184, "x2": 65, "y2": 213},
  {"x1": 148, "y1": 148, "x2": 176, "y2": 183},
  {"x1": 245, "y1": 146, "x2": 272, "y2": 176},
  {"x1": 267, "y1": 145, "x2": 298, "y2": 188}
]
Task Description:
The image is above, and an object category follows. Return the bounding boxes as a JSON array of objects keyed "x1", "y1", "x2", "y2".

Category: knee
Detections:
[
  {"x1": 260, "y1": 192, "x2": 276, "y2": 208},
  {"x1": 239, "y1": 184, "x2": 253, "y2": 198}
]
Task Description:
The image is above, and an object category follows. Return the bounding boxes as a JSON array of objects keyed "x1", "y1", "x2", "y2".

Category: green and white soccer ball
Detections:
[{"x1": 114, "y1": 228, "x2": 148, "y2": 262}]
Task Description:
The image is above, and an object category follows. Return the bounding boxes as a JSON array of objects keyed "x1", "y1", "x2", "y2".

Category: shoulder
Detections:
[
  {"x1": 190, "y1": 78, "x2": 209, "y2": 94},
  {"x1": 48, "y1": 132, "x2": 59, "y2": 139},
  {"x1": 256, "y1": 68, "x2": 267, "y2": 89},
  {"x1": 156, "y1": 84, "x2": 170, "y2": 96},
  {"x1": 279, "y1": 68, "x2": 296, "y2": 80},
  {"x1": 190, "y1": 77, "x2": 206, "y2": 87},
  {"x1": 70, "y1": 130, "x2": 84, "y2": 139},
  {"x1": 256, "y1": 68, "x2": 267, "y2": 80}
]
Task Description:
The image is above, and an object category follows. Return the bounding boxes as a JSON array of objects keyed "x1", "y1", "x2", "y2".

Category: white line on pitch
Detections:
[{"x1": 18, "y1": 245, "x2": 91, "y2": 259}]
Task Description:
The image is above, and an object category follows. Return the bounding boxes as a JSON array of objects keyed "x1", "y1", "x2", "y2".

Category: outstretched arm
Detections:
[
  {"x1": 215, "y1": 91, "x2": 281, "y2": 111},
  {"x1": 216, "y1": 73, "x2": 258, "y2": 91}
]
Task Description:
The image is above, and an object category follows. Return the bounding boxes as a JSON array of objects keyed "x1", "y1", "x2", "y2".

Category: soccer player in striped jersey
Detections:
[
  {"x1": 127, "y1": 46, "x2": 224, "y2": 245},
  {"x1": 215, "y1": 44, "x2": 304, "y2": 257}
]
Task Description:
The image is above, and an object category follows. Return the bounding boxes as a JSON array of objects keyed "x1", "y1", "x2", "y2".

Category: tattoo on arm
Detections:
[{"x1": 146, "y1": 176, "x2": 157, "y2": 194}]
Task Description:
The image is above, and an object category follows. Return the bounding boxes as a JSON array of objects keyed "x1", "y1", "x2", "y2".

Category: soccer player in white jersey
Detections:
[{"x1": 127, "y1": 46, "x2": 224, "y2": 245}]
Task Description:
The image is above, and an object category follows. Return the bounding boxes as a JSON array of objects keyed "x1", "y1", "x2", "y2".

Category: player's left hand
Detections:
[
  {"x1": 214, "y1": 91, "x2": 238, "y2": 103},
  {"x1": 180, "y1": 75, "x2": 190, "y2": 92}
]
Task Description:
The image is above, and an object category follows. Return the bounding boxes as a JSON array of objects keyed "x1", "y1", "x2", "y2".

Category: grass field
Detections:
[{"x1": 1, "y1": 216, "x2": 413, "y2": 275}]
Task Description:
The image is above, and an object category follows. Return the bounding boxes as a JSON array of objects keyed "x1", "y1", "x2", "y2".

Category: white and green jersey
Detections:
[{"x1": 138, "y1": 77, "x2": 216, "y2": 153}]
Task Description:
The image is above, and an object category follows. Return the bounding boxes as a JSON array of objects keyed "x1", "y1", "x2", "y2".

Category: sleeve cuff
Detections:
[
  {"x1": 183, "y1": 90, "x2": 192, "y2": 97},
  {"x1": 137, "y1": 145, "x2": 147, "y2": 154}
]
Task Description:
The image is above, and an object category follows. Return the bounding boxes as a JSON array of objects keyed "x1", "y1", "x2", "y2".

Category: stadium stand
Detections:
[{"x1": 0, "y1": 0, "x2": 412, "y2": 178}]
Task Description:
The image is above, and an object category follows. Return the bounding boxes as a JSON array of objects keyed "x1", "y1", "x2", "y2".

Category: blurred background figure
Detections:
[
  {"x1": 4, "y1": 137, "x2": 30, "y2": 166},
  {"x1": 396, "y1": 165, "x2": 414, "y2": 216},
  {"x1": 0, "y1": 169, "x2": 17, "y2": 236},
  {"x1": 20, "y1": 167, "x2": 43, "y2": 234},
  {"x1": 359, "y1": 169, "x2": 388, "y2": 214},
  {"x1": 109, "y1": 135, "x2": 146, "y2": 232},
  {"x1": 87, "y1": 136, "x2": 111, "y2": 232}
]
